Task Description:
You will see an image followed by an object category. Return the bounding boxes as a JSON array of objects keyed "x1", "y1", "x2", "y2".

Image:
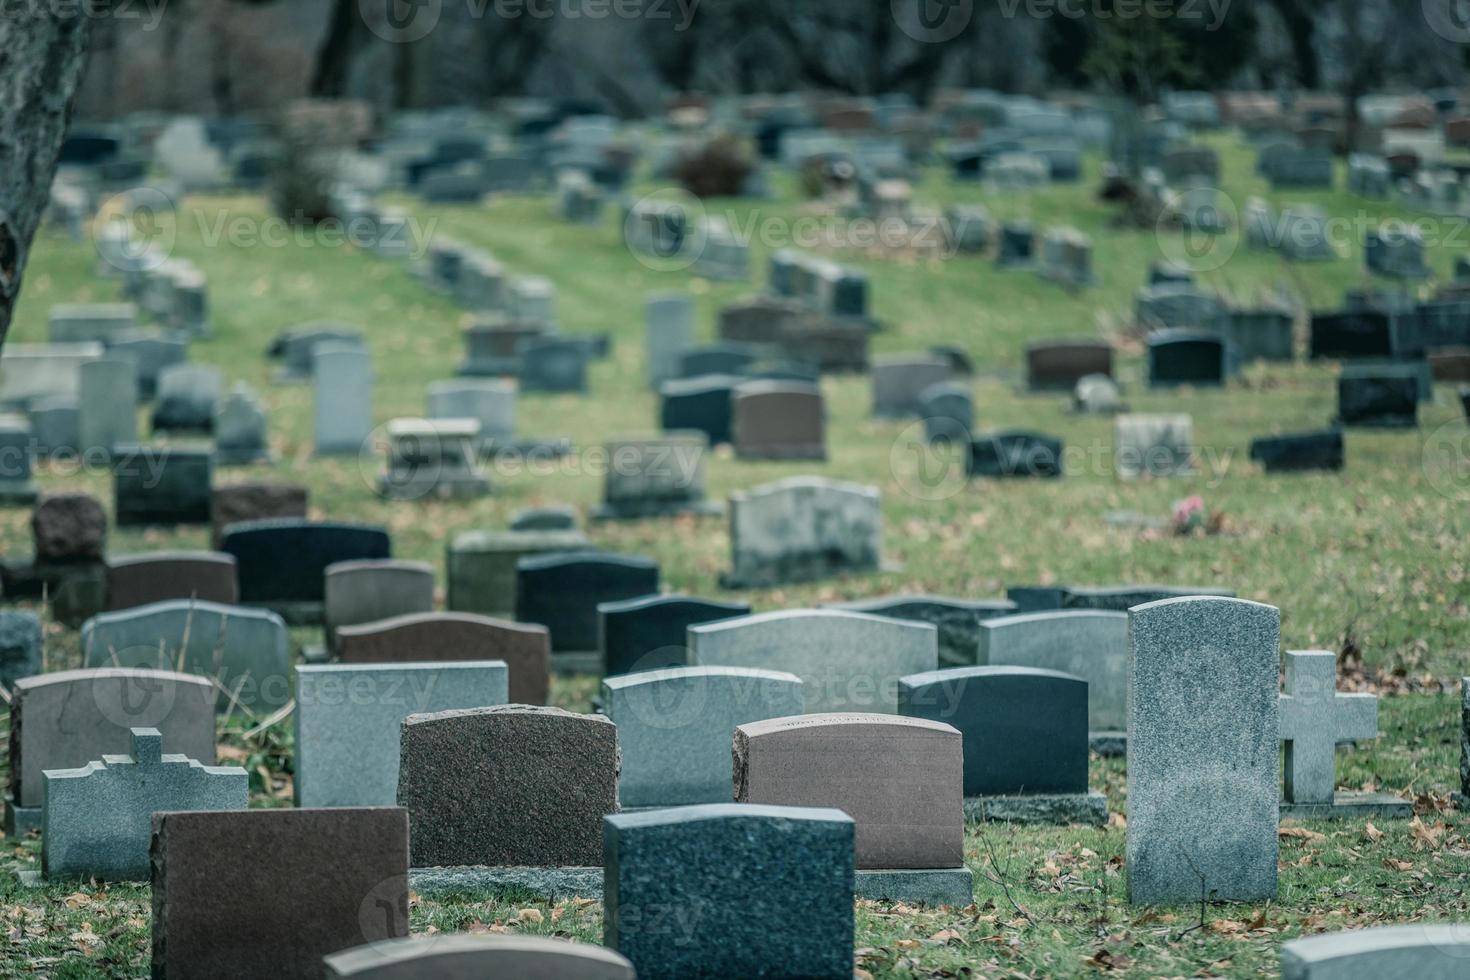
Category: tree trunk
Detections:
[
  {"x1": 0, "y1": 10, "x2": 93, "y2": 349},
  {"x1": 312, "y1": 0, "x2": 362, "y2": 98}
]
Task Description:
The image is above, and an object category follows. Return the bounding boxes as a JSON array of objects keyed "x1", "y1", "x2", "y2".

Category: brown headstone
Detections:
[
  {"x1": 324, "y1": 935, "x2": 636, "y2": 979},
  {"x1": 151, "y1": 808, "x2": 410, "y2": 980},
  {"x1": 32, "y1": 492, "x2": 108, "y2": 563},
  {"x1": 398, "y1": 706, "x2": 619, "y2": 868},
  {"x1": 732, "y1": 382, "x2": 827, "y2": 461},
  {"x1": 1025, "y1": 340, "x2": 1114, "y2": 391},
  {"x1": 211, "y1": 481, "x2": 309, "y2": 547},
  {"x1": 105, "y1": 551, "x2": 240, "y2": 611},
  {"x1": 733, "y1": 713, "x2": 963, "y2": 869},
  {"x1": 337, "y1": 612, "x2": 551, "y2": 706},
  {"x1": 9, "y1": 668, "x2": 217, "y2": 810},
  {"x1": 1430, "y1": 347, "x2": 1470, "y2": 383}
]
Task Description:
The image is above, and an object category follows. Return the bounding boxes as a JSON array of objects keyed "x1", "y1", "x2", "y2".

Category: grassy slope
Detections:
[{"x1": 1, "y1": 133, "x2": 1467, "y2": 977}]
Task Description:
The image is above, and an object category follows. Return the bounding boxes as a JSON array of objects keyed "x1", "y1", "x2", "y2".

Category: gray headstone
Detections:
[
  {"x1": 827, "y1": 594, "x2": 1015, "y2": 668},
  {"x1": 214, "y1": 383, "x2": 270, "y2": 465},
  {"x1": 446, "y1": 529, "x2": 590, "y2": 618},
  {"x1": 150, "y1": 363, "x2": 220, "y2": 434},
  {"x1": 646, "y1": 293, "x2": 695, "y2": 389},
  {"x1": 77, "y1": 359, "x2": 137, "y2": 459},
  {"x1": 295, "y1": 661, "x2": 509, "y2": 808},
  {"x1": 872, "y1": 355, "x2": 952, "y2": 418},
  {"x1": 1127, "y1": 597, "x2": 1280, "y2": 904},
  {"x1": 314, "y1": 343, "x2": 374, "y2": 456},
  {"x1": 1115, "y1": 414, "x2": 1193, "y2": 478},
  {"x1": 325, "y1": 936, "x2": 636, "y2": 979},
  {"x1": 602, "y1": 666, "x2": 804, "y2": 807},
  {"x1": 1280, "y1": 651, "x2": 1378, "y2": 804},
  {"x1": 979, "y1": 611, "x2": 1128, "y2": 736},
  {"x1": 1280, "y1": 925, "x2": 1470, "y2": 979},
  {"x1": 42, "y1": 727, "x2": 246, "y2": 880},
  {"x1": 689, "y1": 609, "x2": 937, "y2": 714},
  {"x1": 426, "y1": 379, "x2": 515, "y2": 444},
  {"x1": 323, "y1": 559, "x2": 436, "y2": 654},
  {"x1": 49, "y1": 303, "x2": 136, "y2": 345},
  {"x1": 723, "y1": 477, "x2": 882, "y2": 588}
]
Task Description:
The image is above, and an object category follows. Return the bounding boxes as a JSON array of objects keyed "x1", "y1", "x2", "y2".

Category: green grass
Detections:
[{"x1": 1, "y1": 132, "x2": 1468, "y2": 977}]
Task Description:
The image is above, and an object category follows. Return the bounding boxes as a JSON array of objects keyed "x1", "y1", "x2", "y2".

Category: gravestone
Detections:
[
  {"x1": 1280, "y1": 925, "x2": 1470, "y2": 979},
  {"x1": 338, "y1": 612, "x2": 550, "y2": 706},
  {"x1": 33, "y1": 492, "x2": 107, "y2": 563},
  {"x1": 872, "y1": 355, "x2": 952, "y2": 418},
  {"x1": 515, "y1": 553, "x2": 659, "y2": 664},
  {"x1": 604, "y1": 805, "x2": 854, "y2": 980},
  {"x1": 734, "y1": 714, "x2": 971, "y2": 904},
  {"x1": 1074, "y1": 373, "x2": 1123, "y2": 414},
  {"x1": 105, "y1": 551, "x2": 239, "y2": 610},
  {"x1": 28, "y1": 396, "x2": 79, "y2": 455},
  {"x1": 659, "y1": 374, "x2": 740, "y2": 445},
  {"x1": 43, "y1": 728, "x2": 246, "y2": 880},
  {"x1": 996, "y1": 221, "x2": 1034, "y2": 266},
  {"x1": 1338, "y1": 365, "x2": 1419, "y2": 427},
  {"x1": 314, "y1": 343, "x2": 374, "y2": 456},
  {"x1": 1135, "y1": 284, "x2": 1223, "y2": 330},
  {"x1": 520, "y1": 338, "x2": 588, "y2": 393},
  {"x1": 1310, "y1": 310, "x2": 1396, "y2": 359},
  {"x1": 426, "y1": 379, "x2": 515, "y2": 448},
  {"x1": 1147, "y1": 329, "x2": 1227, "y2": 387},
  {"x1": 211, "y1": 481, "x2": 308, "y2": 546},
  {"x1": 0, "y1": 342, "x2": 102, "y2": 408},
  {"x1": 731, "y1": 381, "x2": 826, "y2": 460},
  {"x1": 1037, "y1": 227, "x2": 1094, "y2": 287},
  {"x1": 899, "y1": 666, "x2": 1106, "y2": 824},
  {"x1": 82, "y1": 598, "x2": 291, "y2": 713},
  {"x1": 827, "y1": 595, "x2": 1015, "y2": 668},
  {"x1": 49, "y1": 304, "x2": 136, "y2": 345},
  {"x1": 296, "y1": 661, "x2": 509, "y2": 808},
  {"x1": 1279, "y1": 205, "x2": 1335, "y2": 261},
  {"x1": 1250, "y1": 430, "x2": 1345, "y2": 472},
  {"x1": 1366, "y1": 224, "x2": 1430, "y2": 280},
  {"x1": 0, "y1": 612, "x2": 41, "y2": 689},
  {"x1": 150, "y1": 808, "x2": 410, "y2": 980},
  {"x1": 598, "y1": 594, "x2": 750, "y2": 676},
  {"x1": 6, "y1": 668, "x2": 217, "y2": 837},
  {"x1": 689, "y1": 609, "x2": 936, "y2": 714},
  {"x1": 594, "y1": 433, "x2": 718, "y2": 520},
  {"x1": 918, "y1": 381, "x2": 973, "y2": 444},
  {"x1": 213, "y1": 383, "x2": 271, "y2": 465},
  {"x1": 0, "y1": 417, "x2": 38, "y2": 504},
  {"x1": 1279, "y1": 650, "x2": 1409, "y2": 818},
  {"x1": 398, "y1": 706, "x2": 618, "y2": 879},
  {"x1": 510, "y1": 505, "x2": 577, "y2": 531},
  {"x1": 604, "y1": 666, "x2": 804, "y2": 807},
  {"x1": 723, "y1": 477, "x2": 882, "y2": 588},
  {"x1": 377, "y1": 418, "x2": 491, "y2": 500},
  {"x1": 1127, "y1": 597, "x2": 1280, "y2": 905},
  {"x1": 77, "y1": 358, "x2": 137, "y2": 458},
  {"x1": 323, "y1": 559, "x2": 436, "y2": 655},
  {"x1": 446, "y1": 529, "x2": 589, "y2": 618},
  {"x1": 457, "y1": 315, "x2": 544, "y2": 377},
  {"x1": 150, "y1": 363, "x2": 220, "y2": 434},
  {"x1": 1062, "y1": 584, "x2": 1235, "y2": 611},
  {"x1": 969, "y1": 430, "x2": 1064, "y2": 478},
  {"x1": 979, "y1": 610, "x2": 1129, "y2": 753},
  {"x1": 1025, "y1": 340, "x2": 1113, "y2": 391},
  {"x1": 678, "y1": 343, "x2": 760, "y2": 379},
  {"x1": 220, "y1": 519, "x2": 391, "y2": 624},
  {"x1": 113, "y1": 446, "x2": 212, "y2": 525},
  {"x1": 1115, "y1": 414, "x2": 1194, "y2": 478},
  {"x1": 325, "y1": 936, "x2": 636, "y2": 980},
  {"x1": 646, "y1": 293, "x2": 694, "y2": 389}
]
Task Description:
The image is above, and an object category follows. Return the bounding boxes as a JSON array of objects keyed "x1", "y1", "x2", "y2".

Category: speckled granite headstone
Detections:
[
  {"x1": 32, "y1": 492, "x2": 107, "y2": 562},
  {"x1": 297, "y1": 662, "x2": 509, "y2": 808},
  {"x1": 690, "y1": 610, "x2": 937, "y2": 714},
  {"x1": 598, "y1": 594, "x2": 750, "y2": 675},
  {"x1": 150, "y1": 807, "x2": 409, "y2": 980},
  {"x1": 43, "y1": 728, "x2": 246, "y2": 880},
  {"x1": 324, "y1": 935, "x2": 636, "y2": 979},
  {"x1": 398, "y1": 705, "x2": 619, "y2": 868},
  {"x1": 898, "y1": 666, "x2": 1089, "y2": 796},
  {"x1": 514, "y1": 553, "x2": 659, "y2": 653},
  {"x1": 828, "y1": 594, "x2": 1016, "y2": 667},
  {"x1": 603, "y1": 667, "x2": 803, "y2": 807},
  {"x1": 1127, "y1": 597, "x2": 1280, "y2": 905},
  {"x1": 979, "y1": 611, "x2": 1129, "y2": 735},
  {"x1": 0, "y1": 612, "x2": 42, "y2": 689},
  {"x1": 604, "y1": 804, "x2": 855, "y2": 980},
  {"x1": 722, "y1": 477, "x2": 882, "y2": 588},
  {"x1": 337, "y1": 612, "x2": 550, "y2": 706},
  {"x1": 734, "y1": 713, "x2": 962, "y2": 868},
  {"x1": 1280, "y1": 924, "x2": 1470, "y2": 979}
]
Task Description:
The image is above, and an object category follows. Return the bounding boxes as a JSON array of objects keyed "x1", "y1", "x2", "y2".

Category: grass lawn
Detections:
[{"x1": 1, "y1": 132, "x2": 1467, "y2": 977}]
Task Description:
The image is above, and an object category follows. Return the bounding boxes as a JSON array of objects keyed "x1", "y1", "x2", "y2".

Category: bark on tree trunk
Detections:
[{"x1": 0, "y1": 8, "x2": 93, "y2": 350}]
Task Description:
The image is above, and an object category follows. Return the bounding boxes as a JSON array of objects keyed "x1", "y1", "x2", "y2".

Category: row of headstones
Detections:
[
  {"x1": 25, "y1": 603, "x2": 1459, "y2": 977},
  {"x1": 622, "y1": 198, "x2": 752, "y2": 281}
]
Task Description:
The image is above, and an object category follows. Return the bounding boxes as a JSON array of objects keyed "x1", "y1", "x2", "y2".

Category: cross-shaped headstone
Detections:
[{"x1": 1278, "y1": 651, "x2": 1378, "y2": 804}]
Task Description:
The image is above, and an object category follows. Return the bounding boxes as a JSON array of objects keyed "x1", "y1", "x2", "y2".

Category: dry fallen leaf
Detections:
[
  {"x1": 1364, "y1": 822, "x2": 1384, "y2": 843},
  {"x1": 928, "y1": 929, "x2": 964, "y2": 944},
  {"x1": 515, "y1": 908, "x2": 544, "y2": 925}
]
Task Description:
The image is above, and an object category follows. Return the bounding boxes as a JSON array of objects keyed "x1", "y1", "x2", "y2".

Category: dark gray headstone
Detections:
[
  {"x1": 1310, "y1": 310, "x2": 1396, "y2": 360},
  {"x1": 826, "y1": 595, "x2": 1016, "y2": 668},
  {"x1": 598, "y1": 594, "x2": 750, "y2": 675},
  {"x1": 1337, "y1": 366, "x2": 1419, "y2": 427},
  {"x1": 520, "y1": 338, "x2": 588, "y2": 394},
  {"x1": 659, "y1": 374, "x2": 739, "y2": 445},
  {"x1": 112, "y1": 446, "x2": 212, "y2": 527},
  {"x1": 969, "y1": 431, "x2": 1063, "y2": 479},
  {"x1": 1147, "y1": 330, "x2": 1227, "y2": 387},
  {"x1": 1250, "y1": 430, "x2": 1345, "y2": 472},
  {"x1": 1062, "y1": 585, "x2": 1235, "y2": 611},
  {"x1": 220, "y1": 519, "x2": 391, "y2": 608},
  {"x1": 515, "y1": 553, "x2": 660, "y2": 652}
]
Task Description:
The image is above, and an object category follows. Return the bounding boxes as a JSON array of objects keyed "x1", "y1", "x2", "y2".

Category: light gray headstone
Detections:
[
  {"x1": 0, "y1": 343, "x2": 104, "y2": 408},
  {"x1": 78, "y1": 358, "x2": 137, "y2": 458},
  {"x1": 214, "y1": 383, "x2": 270, "y2": 464},
  {"x1": 49, "y1": 303, "x2": 137, "y2": 345},
  {"x1": 724, "y1": 477, "x2": 881, "y2": 588},
  {"x1": 979, "y1": 611, "x2": 1128, "y2": 734},
  {"x1": 42, "y1": 727, "x2": 246, "y2": 881},
  {"x1": 426, "y1": 379, "x2": 515, "y2": 441},
  {"x1": 602, "y1": 666, "x2": 804, "y2": 807},
  {"x1": 294, "y1": 661, "x2": 509, "y2": 808},
  {"x1": 1281, "y1": 924, "x2": 1470, "y2": 979},
  {"x1": 1115, "y1": 414, "x2": 1193, "y2": 478},
  {"x1": 314, "y1": 343, "x2": 373, "y2": 456},
  {"x1": 646, "y1": 293, "x2": 695, "y2": 389},
  {"x1": 1279, "y1": 650, "x2": 1378, "y2": 804},
  {"x1": 688, "y1": 609, "x2": 936, "y2": 715},
  {"x1": 1127, "y1": 596, "x2": 1280, "y2": 905},
  {"x1": 323, "y1": 559, "x2": 436, "y2": 654}
]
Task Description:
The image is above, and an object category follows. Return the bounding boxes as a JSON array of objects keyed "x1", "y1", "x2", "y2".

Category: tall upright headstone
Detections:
[
  {"x1": 646, "y1": 292, "x2": 695, "y2": 389},
  {"x1": 78, "y1": 358, "x2": 137, "y2": 459},
  {"x1": 314, "y1": 343, "x2": 373, "y2": 456}
]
